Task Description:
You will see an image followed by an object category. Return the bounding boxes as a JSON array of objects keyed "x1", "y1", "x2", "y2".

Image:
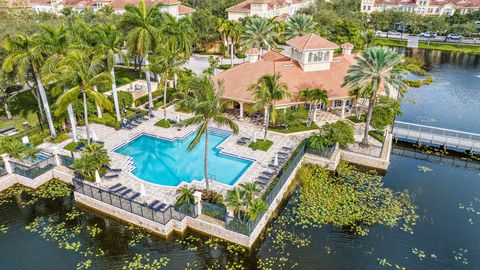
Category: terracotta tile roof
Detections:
[
  {"x1": 373, "y1": 0, "x2": 480, "y2": 7},
  {"x1": 261, "y1": 50, "x2": 290, "y2": 61},
  {"x1": 227, "y1": 0, "x2": 306, "y2": 12},
  {"x1": 213, "y1": 52, "x2": 358, "y2": 105},
  {"x1": 178, "y1": 4, "x2": 194, "y2": 14},
  {"x1": 286, "y1": 34, "x2": 339, "y2": 50},
  {"x1": 157, "y1": 0, "x2": 180, "y2": 4}
]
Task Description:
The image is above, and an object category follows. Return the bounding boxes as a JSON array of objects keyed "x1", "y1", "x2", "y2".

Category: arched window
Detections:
[{"x1": 308, "y1": 52, "x2": 313, "y2": 62}]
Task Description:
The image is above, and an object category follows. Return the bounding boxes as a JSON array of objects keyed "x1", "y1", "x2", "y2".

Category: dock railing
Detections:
[{"x1": 9, "y1": 155, "x2": 56, "y2": 179}]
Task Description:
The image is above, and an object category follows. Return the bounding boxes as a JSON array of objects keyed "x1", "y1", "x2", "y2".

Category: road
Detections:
[{"x1": 376, "y1": 33, "x2": 480, "y2": 45}]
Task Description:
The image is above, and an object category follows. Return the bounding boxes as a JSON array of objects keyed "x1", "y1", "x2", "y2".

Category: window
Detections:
[
  {"x1": 368, "y1": 6, "x2": 371, "y2": 10},
  {"x1": 323, "y1": 51, "x2": 329, "y2": 61},
  {"x1": 334, "y1": 100, "x2": 343, "y2": 107}
]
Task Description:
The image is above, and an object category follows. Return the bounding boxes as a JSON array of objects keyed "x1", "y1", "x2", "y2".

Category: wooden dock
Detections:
[{"x1": 392, "y1": 121, "x2": 480, "y2": 153}]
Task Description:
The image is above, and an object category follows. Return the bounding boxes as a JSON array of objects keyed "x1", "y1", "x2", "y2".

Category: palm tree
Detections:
[
  {"x1": 225, "y1": 187, "x2": 245, "y2": 219},
  {"x1": 2, "y1": 34, "x2": 57, "y2": 138},
  {"x1": 150, "y1": 45, "x2": 187, "y2": 120},
  {"x1": 120, "y1": 0, "x2": 161, "y2": 109},
  {"x1": 179, "y1": 76, "x2": 239, "y2": 190},
  {"x1": 52, "y1": 50, "x2": 113, "y2": 141},
  {"x1": 342, "y1": 46, "x2": 408, "y2": 146},
  {"x1": 96, "y1": 24, "x2": 125, "y2": 122},
  {"x1": 161, "y1": 13, "x2": 195, "y2": 56},
  {"x1": 241, "y1": 17, "x2": 276, "y2": 54},
  {"x1": 239, "y1": 182, "x2": 261, "y2": 205},
  {"x1": 248, "y1": 73, "x2": 291, "y2": 140},
  {"x1": 224, "y1": 20, "x2": 243, "y2": 67},
  {"x1": 176, "y1": 186, "x2": 195, "y2": 206},
  {"x1": 246, "y1": 198, "x2": 268, "y2": 221},
  {"x1": 285, "y1": 14, "x2": 317, "y2": 40},
  {"x1": 24, "y1": 146, "x2": 40, "y2": 162},
  {"x1": 41, "y1": 24, "x2": 80, "y2": 142},
  {"x1": 300, "y1": 88, "x2": 328, "y2": 125},
  {"x1": 0, "y1": 69, "x2": 19, "y2": 120},
  {"x1": 0, "y1": 137, "x2": 25, "y2": 161},
  {"x1": 73, "y1": 142, "x2": 111, "y2": 180}
]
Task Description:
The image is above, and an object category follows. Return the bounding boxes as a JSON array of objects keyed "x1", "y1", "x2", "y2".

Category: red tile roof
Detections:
[
  {"x1": 286, "y1": 34, "x2": 339, "y2": 50},
  {"x1": 213, "y1": 52, "x2": 358, "y2": 105},
  {"x1": 178, "y1": 4, "x2": 194, "y2": 14}
]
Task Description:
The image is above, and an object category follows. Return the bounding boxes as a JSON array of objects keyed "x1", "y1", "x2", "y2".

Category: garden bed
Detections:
[
  {"x1": 248, "y1": 139, "x2": 273, "y2": 151},
  {"x1": 269, "y1": 123, "x2": 319, "y2": 133}
]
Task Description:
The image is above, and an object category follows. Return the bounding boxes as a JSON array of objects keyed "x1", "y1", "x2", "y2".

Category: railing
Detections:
[
  {"x1": 59, "y1": 154, "x2": 75, "y2": 168},
  {"x1": 72, "y1": 178, "x2": 197, "y2": 225},
  {"x1": 10, "y1": 155, "x2": 56, "y2": 179},
  {"x1": 340, "y1": 143, "x2": 383, "y2": 158},
  {"x1": 393, "y1": 121, "x2": 480, "y2": 141},
  {"x1": 201, "y1": 201, "x2": 227, "y2": 221},
  {"x1": 0, "y1": 162, "x2": 8, "y2": 177},
  {"x1": 305, "y1": 144, "x2": 336, "y2": 159}
]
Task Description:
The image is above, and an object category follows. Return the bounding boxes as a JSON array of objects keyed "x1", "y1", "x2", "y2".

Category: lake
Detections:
[{"x1": 0, "y1": 49, "x2": 479, "y2": 269}]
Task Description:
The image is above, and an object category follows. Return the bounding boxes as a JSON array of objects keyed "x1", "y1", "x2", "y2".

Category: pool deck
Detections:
[{"x1": 69, "y1": 106, "x2": 308, "y2": 206}]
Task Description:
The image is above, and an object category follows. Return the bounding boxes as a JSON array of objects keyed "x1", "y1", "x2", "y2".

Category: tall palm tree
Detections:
[
  {"x1": 285, "y1": 14, "x2": 317, "y2": 40},
  {"x1": 224, "y1": 20, "x2": 243, "y2": 67},
  {"x1": 51, "y1": 50, "x2": 113, "y2": 141},
  {"x1": 96, "y1": 24, "x2": 125, "y2": 122},
  {"x1": 0, "y1": 69, "x2": 18, "y2": 120},
  {"x1": 241, "y1": 17, "x2": 276, "y2": 54},
  {"x1": 150, "y1": 45, "x2": 187, "y2": 120},
  {"x1": 300, "y1": 87, "x2": 328, "y2": 124},
  {"x1": 342, "y1": 46, "x2": 408, "y2": 146},
  {"x1": 161, "y1": 13, "x2": 195, "y2": 56},
  {"x1": 225, "y1": 187, "x2": 245, "y2": 219},
  {"x1": 120, "y1": 0, "x2": 161, "y2": 109},
  {"x1": 2, "y1": 34, "x2": 57, "y2": 138},
  {"x1": 179, "y1": 76, "x2": 238, "y2": 190},
  {"x1": 246, "y1": 198, "x2": 268, "y2": 221},
  {"x1": 248, "y1": 73, "x2": 291, "y2": 140},
  {"x1": 41, "y1": 24, "x2": 80, "y2": 142}
]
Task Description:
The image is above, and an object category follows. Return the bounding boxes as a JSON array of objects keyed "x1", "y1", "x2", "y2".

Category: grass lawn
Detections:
[
  {"x1": 154, "y1": 119, "x2": 172, "y2": 128},
  {"x1": 249, "y1": 139, "x2": 273, "y2": 151},
  {"x1": 269, "y1": 123, "x2": 319, "y2": 133},
  {"x1": 369, "y1": 130, "x2": 385, "y2": 143},
  {"x1": 114, "y1": 67, "x2": 145, "y2": 87},
  {"x1": 63, "y1": 139, "x2": 88, "y2": 152},
  {"x1": 347, "y1": 114, "x2": 366, "y2": 123},
  {"x1": 374, "y1": 38, "x2": 480, "y2": 55},
  {"x1": 0, "y1": 90, "x2": 41, "y2": 131}
]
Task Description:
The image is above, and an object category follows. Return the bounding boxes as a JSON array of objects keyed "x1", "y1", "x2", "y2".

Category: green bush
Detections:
[
  {"x1": 154, "y1": 119, "x2": 172, "y2": 128},
  {"x1": 201, "y1": 189, "x2": 224, "y2": 205},
  {"x1": 63, "y1": 139, "x2": 88, "y2": 152},
  {"x1": 369, "y1": 130, "x2": 385, "y2": 143},
  {"x1": 154, "y1": 100, "x2": 164, "y2": 109},
  {"x1": 29, "y1": 131, "x2": 49, "y2": 146},
  {"x1": 112, "y1": 91, "x2": 133, "y2": 111},
  {"x1": 347, "y1": 114, "x2": 366, "y2": 123},
  {"x1": 91, "y1": 113, "x2": 121, "y2": 130},
  {"x1": 47, "y1": 133, "x2": 70, "y2": 144},
  {"x1": 218, "y1": 64, "x2": 236, "y2": 70},
  {"x1": 403, "y1": 79, "x2": 422, "y2": 87},
  {"x1": 235, "y1": 52, "x2": 246, "y2": 59},
  {"x1": 248, "y1": 139, "x2": 273, "y2": 151},
  {"x1": 422, "y1": 76, "x2": 433, "y2": 85}
]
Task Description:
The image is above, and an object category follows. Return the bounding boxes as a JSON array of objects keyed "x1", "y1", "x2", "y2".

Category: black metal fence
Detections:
[
  {"x1": 10, "y1": 155, "x2": 56, "y2": 179},
  {"x1": 72, "y1": 179, "x2": 197, "y2": 225},
  {"x1": 305, "y1": 144, "x2": 336, "y2": 158},
  {"x1": 59, "y1": 154, "x2": 75, "y2": 168},
  {"x1": 0, "y1": 162, "x2": 8, "y2": 177},
  {"x1": 201, "y1": 201, "x2": 227, "y2": 221}
]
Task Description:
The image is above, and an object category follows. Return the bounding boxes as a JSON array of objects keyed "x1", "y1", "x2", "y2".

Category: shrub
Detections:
[
  {"x1": 201, "y1": 189, "x2": 224, "y2": 205},
  {"x1": 235, "y1": 52, "x2": 246, "y2": 59},
  {"x1": 422, "y1": 76, "x2": 433, "y2": 85},
  {"x1": 154, "y1": 119, "x2": 172, "y2": 128},
  {"x1": 112, "y1": 91, "x2": 133, "y2": 111},
  {"x1": 154, "y1": 100, "x2": 164, "y2": 109},
  {"x1": 371, "y1": 96, "x2": 402, "y2": 130},
  {"x1": 47, "y1": 133, "x2": 70, "y2": 144},
  {"x1": 91, "y1": 113, "x2": 121, "y2": 130},
  {"x1": 369, "y1": 130, "x2": 385, "y2": 143},
  {"x1": 347, "y1": 114, "x2": 366, "y2": 123},
  {"x1": 403, "y1": 79, "x2": 422, "y2": 87}
]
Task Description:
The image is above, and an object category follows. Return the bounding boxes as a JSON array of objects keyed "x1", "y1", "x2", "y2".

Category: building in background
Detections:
[
  {"x1": 361, "y1": 0, "x2": 480, "y2": 16},
  {"x1": 227, "y1": 0, "x2": 314, "y2": 21}
]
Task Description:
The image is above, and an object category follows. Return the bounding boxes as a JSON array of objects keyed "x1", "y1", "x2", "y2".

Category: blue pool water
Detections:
[{"x1": 114, "y1": 131, "x2": 253, "y2": 186}]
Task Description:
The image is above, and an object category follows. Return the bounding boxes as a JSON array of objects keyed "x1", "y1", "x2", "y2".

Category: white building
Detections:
[
  {"x1": 361, "y1": 0, "x2": 480, "y2": 16},
  {"x1": 226, "y1": 0, "x2": 314, "y2": 21}
]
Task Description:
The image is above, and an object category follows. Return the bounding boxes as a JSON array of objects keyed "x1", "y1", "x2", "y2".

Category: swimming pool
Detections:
[{"x1": 114, "y1": 131, "x2": 253, "y2": 186}]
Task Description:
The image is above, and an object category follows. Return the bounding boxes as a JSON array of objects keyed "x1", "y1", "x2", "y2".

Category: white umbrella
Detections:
[
  {"x1": 140, "y1": 183, "x2": 147, "y2": 203},
  {"x1": 95, "y1": 170, "x2": 101, "y2": 184},
  {"x1": 176, "y1": 114, "x2": 180, "y2": 123},
  {"x1": 253, "y1": 131, "x2": 257, "y2": 142},
  {"x1": 91, "y1": 129, "x2": 98, "y2": 142},
  {"x1": 273, "y1": 153, "x2": 279, "y2": 166}
]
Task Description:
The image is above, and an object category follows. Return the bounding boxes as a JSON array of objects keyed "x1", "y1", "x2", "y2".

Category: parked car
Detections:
[
  {"x1": 420, "y1": 32, "x2": 437, "y2": 38},
  {"x1": 446, "y1": 33, "x2": 463, "y2": 40},
  {"x1": 387, "y1": 31, "x2": 402, "y2": 37},
  {"x1": 375, "y1": 30, "x2": 386, "y2": 36}
]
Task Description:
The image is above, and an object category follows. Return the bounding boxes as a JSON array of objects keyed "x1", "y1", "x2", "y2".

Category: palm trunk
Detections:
[
  {"x1": 204, "y1": 128, "x2": 210, "y2": 190},
  {"x1": 174, "y1": 73, "x2": 178, "y2": 89},
  {"x1": 163, "y1": 71, "x2": 169, "y2": 120},
  {"x1": 83, "y1": 91, "x2": 90, "y2": 141},
  {"x1": 145, "y1": 55, "x2": 153, "y2": 109},
  {"x1": 111, "y1": 66, "x2": 121, "y2": 121},
  {"x1": 263, "y1": 106, "x2": 269, "y2": 140},
  {"x1": 67, "y1": 103, "x2": 78, "y2": 142},
  {"x1": 32, "y1": 89, "x2": 44, "y2": 120},
  {"x1": 4, "y1": 102, "x2": 12, "y2": 119},
  {"x1": 93, "y1": 85, "x2": 103, "y2": 118},
  {"x1": 34, "y1": 72, "x2": 56, "y2": 138},
  {"x1": 230, "y1": 39, "x2": 234, "y2": 67},
  {"x1": 361, "y1": 98, "x2": 375, "y2": 147},
  {"x1": 313, "y1": 102, "x2": 318, "y2": 122}
]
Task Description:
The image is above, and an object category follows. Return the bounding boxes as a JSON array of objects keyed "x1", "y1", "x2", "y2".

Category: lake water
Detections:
[{"x1": 0, "y1": 49, "x2": 479, "y2": 269}]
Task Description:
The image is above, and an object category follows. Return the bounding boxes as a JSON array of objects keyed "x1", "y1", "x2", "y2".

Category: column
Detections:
[
  {"x1": 1, "y1": 154, "x2": 13, "y2": 174},
  {"x1": 239, "y1": 102, "x2": 244, "y2": 120},
  {"x1": 51, "y1": 146, "x2": 61, "y2": 166},
  {"x1": 193, "y1": 190, "x2": 202, "y2": 216},
  {"x1": 341, "y1": 100, "x2": 346, "y2": 118}
]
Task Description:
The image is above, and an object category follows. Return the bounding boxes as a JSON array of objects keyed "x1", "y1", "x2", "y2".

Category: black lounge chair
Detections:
[
  {"x1": 114, "y1": 186, "x2": 127, "y2": 193},
  {"x1": 281, "y1": 146, "x2": 293, "y2": 151},
  {"x1": 105, "y1": 165, "x2": 122, "y2": 172},
  {"x1": 109, "y1": 183, "x2": 122, "y2": 191},
  {"x1": 258, "y1": 175, "x2": 270, "y2": 182},
  {"x1": 277, "y1": 151, "x2": 289, "y2": 156},
  {"x1": 268, "y1": 164, "x2": 281, "y2": 170},
  {"x1": 104, "y1": 173, "x2": 119, "y2": 179},
  {"x1": 256, "y1": 178, "x2": 269, "y2": 185},
  {"x1": 154, "y1": 203, "x2": 166, "y2": 211},
  {"x1": 255, "y1": 180, "x2": 267, "y2": 186},
  {"x1": 120, "y1": 188, "x2": 132, "y2": 196},
  {"x1": 237, "y1": 140, "x2": 247, "y2": 145},
  {"x1": 261, "y1": 171, "x2": 275, "y2": 177},
  {"x1": 148, "y1": 200, "x2": 160, "y2": 209},
  {"x1": 130, "y1": 192, "x2": 140, "y2": 201}
]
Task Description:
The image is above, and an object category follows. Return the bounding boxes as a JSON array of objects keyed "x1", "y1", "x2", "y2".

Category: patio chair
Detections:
[
  {"x1": 154, "y1": 203, "x2": 167, "y2": 211},
  {"x1": 255, "y1": 180, "x2": 267, "y2": 186},
  {"x1": 121, "y1": 123, "x2": 132, "y2": 130},
  {"x1": 137, "y1": 112, "x2": 148, "y2": 121},
  {"x1": 124, "y1": 118, "x2": 137, "y2": 127},
  {"x1": 268, "y1": 164, "x2": 281, "y2": 170},
  {"x1": 120, "y1": 188, "x2": 132, "y2": 196},
  {"x1": 281, "y1": 146, "x2": 293, "y2": 152},
  {"x1": 258, "y1": 175, "x2": 270, "y2": 182},
  {"x1": 261, "y1": 171, "x2": 276, "y2": 178},
  {"x1": 130, "y1": 192, "x2": 140, "y2": 201},
  {"x1": 237, "y1": 140, "x2": 247, "y2": 145},
  {"x1": 131, "y1": 116, "x2": 141, "y2": 124},
  {"x1": 105, "y1": 165, "x2": 122, "y2": 172},
  {"x1": 108, "y1": 183, "x2": 122, "y2": 191},
  {"x1": 113, "y1": 186, "x2": 127, "y2": 194},
  {"x1": 104, "y1": 172, "x2": 119, "y2": 179},
  {"x1": 277, "y1": 151, "x2": 289, "y2": 156},
  {"x1": 148, "y1": 200, "x2": 160, "y2": 209}
]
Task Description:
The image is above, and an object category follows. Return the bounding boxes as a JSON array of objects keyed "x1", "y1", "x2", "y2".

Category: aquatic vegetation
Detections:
[
  {"x1": 458, "y1": 198, "x2": 480, "y2": 225},
  {"x1": 411, "y1": 248, "x2": 426, "y2": 260},
  {"x1": 76, "y1": 259, "x2": 92, "y2": 270},
  {"x1": 126, "y1": 224, "x2": 147, "y2": 247},
  {"x1": 122, "y1": 253, "x2": 169, "y2": 269},
  {"x1": 294, "y1": 162, "x2": 418, "y2": 236},
  {"x1": 0, "y1": 179, "x2": 71, "y2": 207},
  {"x1": 453, "y1": 248, "x2": 469, "y2": 265},
  {"x1": 0, "y1": 224, "x2": 7, "y2": 234},
  {"x1": 377, "y1": 258, "x2": 406, "y2": 269},
  {"x1": 417, "y1": 165, "x2": 433, "y2": 172}
]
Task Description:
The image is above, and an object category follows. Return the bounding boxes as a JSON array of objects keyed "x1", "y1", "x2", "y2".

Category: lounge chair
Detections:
[
  {"x1": 258, "y1": 175, "x2": 270, "y2": 182},
  {"x1": 120, "y1": 188, "x2": 132, "y2": 196},
  {"x1": 105, "y1": 165, "x2": 122, "y2": 172},
  {"x1": 256, "y1": 177, "x2": 269, "y2": 185},
  {"x1": 109, "y1": 183, "x2": 122, "y2": 191},
  {"x1": 277, "y1": 151, "x2": 289, "y2": 156},
  {"x1": 154, "y1": 203, "x2": 166, "y2": 211},
  {"x1": 237, "y1": 140, "x2": 247, "y2": 145},
  {"x1": 130, "y1": 192, "x2": 140, "y2": 201},
  {"x1": 132, "y1": 116, "x2": 141, "y2": 124},
  {"x1": 113, "y1": 186, "x2": 127, "y2": 193},
  {"x1": 121, "y1": 123, "x2": 132, "y2": 129},
  {"x1": 148, "y1": 200, "x2": 160, "y2": 209},
  {"x1": 137, "y1": 112, "x2": 148, "y2": 121},
  {"x1": 281, "y1": 146, "x2": 293, "y2": 151},
  {"x1": 104, "y1": 173, "x2": 119, "y2": 179},
  {"x1": 255, "y1": 180, "x2": 267, "y2": 186},
  {"x1": 261, "y1": 171, "x2": 276, "y2": 177},
  {"x1": 268, "y1": 164, "x2": 281, "y2": 170}
]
